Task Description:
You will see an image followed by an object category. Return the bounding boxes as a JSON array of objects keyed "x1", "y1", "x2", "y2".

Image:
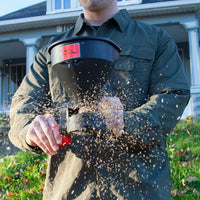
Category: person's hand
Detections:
[
  {"x1": 25, "y1": 114, "x2": 62, "y2": 155},
  {"x1": 98, "y1": 96, "x2": 124, "y2": 137}
]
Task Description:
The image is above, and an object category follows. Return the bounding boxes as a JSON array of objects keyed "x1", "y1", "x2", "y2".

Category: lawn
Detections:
[
  {"x1": 0, "y1": 151, "x2": 47, "y2": 199},
  {"x1": 167, "y1": 116, "x2": 200, "y2": 199},
  {"x1": 0, "y1": 114, "x2": 200, "y2": 199}
]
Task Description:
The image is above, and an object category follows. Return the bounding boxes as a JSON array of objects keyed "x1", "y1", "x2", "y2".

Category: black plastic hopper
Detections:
[{"x1": 48, "y1": 36, "x2": 121, "y2": 106}]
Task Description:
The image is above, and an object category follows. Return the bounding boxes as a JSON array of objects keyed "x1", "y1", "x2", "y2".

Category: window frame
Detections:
[
  {"x1": 50, "y1": 0, "x2": 82, "y2": 13},
  {"x1": 47, "y1": 0, "x2": 142, "y2": 14}
]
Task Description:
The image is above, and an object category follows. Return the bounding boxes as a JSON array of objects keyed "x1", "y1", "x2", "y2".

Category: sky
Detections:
[{"x1": 0, "y1": 0, "x2": 45, "y2": 17}]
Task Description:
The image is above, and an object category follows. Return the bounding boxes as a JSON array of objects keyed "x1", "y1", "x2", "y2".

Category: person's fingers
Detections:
[
  {"x1": 26, "y1": 128, "x2": 51, "y2": 155},
  {"x1": 99, "y1": 97, "x2": 123, "y2": 112},
  {"x1": 26, "y1": 128, "x2": 37, "y2": 146},
  {"x1": 33, "y1": 118, "x2": 57, "y2": 154},
  {"x1": 112, "y1": 128, "x2": 124, "y2": 137},
  {"x1": 26, "y1": 114, "x2": 63, "y2": 155},
  {"x1": 99, "y1": 99, "x2": 121, "y2": 129},
  {"x1": 98, "y1": 96, "x2": 124, "y2": 136},
  {"x1": 46, "y1": 114, "x2": 62, "y2": 145},
  {"x1": 106, "y1": 119, "x2": 123, "y2": 130},
  {"x1": 39, "y1": 115, "x2": 58, "y2": 150}
]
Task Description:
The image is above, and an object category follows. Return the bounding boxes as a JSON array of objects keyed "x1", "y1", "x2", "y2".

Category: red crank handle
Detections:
[{"x1": 59, "y1": 135, "x2": 71, "y2": 147}]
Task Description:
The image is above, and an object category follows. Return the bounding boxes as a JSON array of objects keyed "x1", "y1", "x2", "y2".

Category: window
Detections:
[
  {"x1": 52, "y1": 0, "x2": 81, "y2": 11},
  {"x1": 64, "y1": 0, "x2": 71, "y2": 9},
  {"x1": 55, "y1": 0, "x2": 71, "y2": 10},
  {"x1": 55, "y1": 0, "x2": 61, "y2": 9},
  {"x1": 0, "y1": 61, "x2": 26, "y2": 108}
]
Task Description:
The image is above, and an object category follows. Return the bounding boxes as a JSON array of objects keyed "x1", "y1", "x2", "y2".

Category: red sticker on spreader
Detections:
[{"x1": 62, "y1": 43, "x2": 80, "y2": 60}]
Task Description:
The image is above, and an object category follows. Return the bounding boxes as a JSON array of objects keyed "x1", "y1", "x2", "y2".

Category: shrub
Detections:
[{"x1": 0, "y1": 113, "x2": 10, "y2": 136}]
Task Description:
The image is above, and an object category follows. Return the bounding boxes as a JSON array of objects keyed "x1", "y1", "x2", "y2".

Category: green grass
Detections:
[
  {"x1": 167, "y1": 117, "x2": 200, "y2": 199},
  {"x1": 0, "y1": 116, "x2": 199, "y2": 199},
  {"x1": 0, "y1": 151, "x2": 48, "y2": 199}
]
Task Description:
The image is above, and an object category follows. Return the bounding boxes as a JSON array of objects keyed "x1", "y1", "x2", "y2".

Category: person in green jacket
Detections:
[{"x1": 9, "y1": 0, "x2": 190, "y2": 199}]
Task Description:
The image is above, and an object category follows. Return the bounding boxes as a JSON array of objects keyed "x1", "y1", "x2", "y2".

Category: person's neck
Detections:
[{"x1": 83, "y1": 7, "x2": 118, "y2": 26}]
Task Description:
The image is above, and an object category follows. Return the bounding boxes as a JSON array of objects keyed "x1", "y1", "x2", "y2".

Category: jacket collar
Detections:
[
  {"x1": 73, "y1": 13, "x2": 86, "y2": 35},
  {"x1": 73, "y1": 9, "x2": 131, "y2": 35},
  {"x1": 113, "y1": 9, "x2": 131, "y2": 32}
]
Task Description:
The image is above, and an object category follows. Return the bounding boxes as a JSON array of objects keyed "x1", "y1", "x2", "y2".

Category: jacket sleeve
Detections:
[
  {"x1": 8, "y1": 48, "x2": 50, "y2": 154},
  {"x1": 122, "y1": 30, "x2": 190, "y2": 151}
]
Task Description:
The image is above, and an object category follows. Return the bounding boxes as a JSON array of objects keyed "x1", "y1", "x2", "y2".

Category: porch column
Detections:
[
  {"x1": 182, "y1": 20, "x2": 200, "y2": 117},
  {"x1": 20, "y1": 38, "x2": 40, "y2": 73}
]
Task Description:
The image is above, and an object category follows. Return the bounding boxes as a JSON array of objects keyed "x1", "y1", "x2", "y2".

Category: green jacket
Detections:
[{"x1": 9, "y1": 10, "x2": 190, "y2": 200}]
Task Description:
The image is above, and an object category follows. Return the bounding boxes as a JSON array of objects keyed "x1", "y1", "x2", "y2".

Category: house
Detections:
[{"x1": 0, "y1": 0, "x2": 200, "y2": 118}]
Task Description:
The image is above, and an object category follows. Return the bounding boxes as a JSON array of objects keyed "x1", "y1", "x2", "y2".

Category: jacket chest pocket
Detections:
[{"x1": 108, "y1": 47, "x2": 155, "y2": 109}]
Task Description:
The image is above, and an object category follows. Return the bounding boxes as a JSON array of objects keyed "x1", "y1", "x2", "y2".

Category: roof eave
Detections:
[{"x1": 126, "y1": 0, "x2": 200, "y2": 18}]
